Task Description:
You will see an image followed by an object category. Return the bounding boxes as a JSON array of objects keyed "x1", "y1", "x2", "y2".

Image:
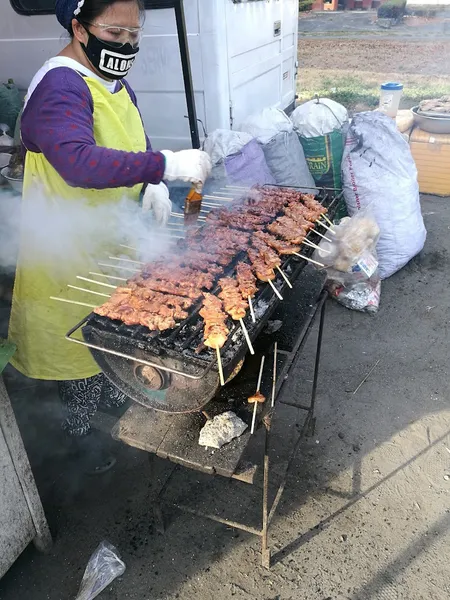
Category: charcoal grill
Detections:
[{"x1": 66, "y1": 186, "x2": 342, "y2": 414}]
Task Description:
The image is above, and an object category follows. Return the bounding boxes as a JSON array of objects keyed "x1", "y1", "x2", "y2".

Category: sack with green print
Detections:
[{"x1": 292, "y1": 98, "x2": 348, "y2": 190}]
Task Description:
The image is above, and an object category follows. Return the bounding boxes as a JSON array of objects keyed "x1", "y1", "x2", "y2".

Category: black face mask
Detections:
[{"x1": 80, "y1": 29, "x2": 139, "y2": 80}]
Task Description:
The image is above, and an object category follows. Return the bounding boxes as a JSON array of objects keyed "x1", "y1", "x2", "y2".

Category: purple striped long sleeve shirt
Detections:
[{"x1": 21, "y1": 67, "x2": 165, "y2": 189}]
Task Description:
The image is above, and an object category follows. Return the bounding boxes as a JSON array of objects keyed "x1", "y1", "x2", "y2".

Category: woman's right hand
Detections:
[{"x1": 161, "y1": 149, "x2": 211, "y2": 192}]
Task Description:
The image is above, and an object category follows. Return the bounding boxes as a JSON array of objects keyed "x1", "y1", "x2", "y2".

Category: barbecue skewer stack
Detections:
[
  {"x1": 236, "y1": 262, "x2": 257, "y2": 323},
  {"x1": 218, "y1": 277, "x2": 254, "y2": 355},
  {"x1": 61, "y1": 186, "x2": 334, "y2": 387},
  {"x1": 199, "y1": 293, "x2": 229, "y2": 385}
]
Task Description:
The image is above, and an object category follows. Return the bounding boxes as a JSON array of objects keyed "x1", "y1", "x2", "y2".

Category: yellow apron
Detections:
[{"x1": 8, "y1": 76, "x2": 146, "y2": 381}]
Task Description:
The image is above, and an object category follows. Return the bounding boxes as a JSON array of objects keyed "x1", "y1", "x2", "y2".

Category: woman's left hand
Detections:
[{"x1": 142, "y1": 182, "x2": 172, "y2": 226}]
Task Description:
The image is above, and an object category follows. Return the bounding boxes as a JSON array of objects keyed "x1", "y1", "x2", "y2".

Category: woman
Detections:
[{"x1": 8, "y1": 0, "x2": 211, "y2": 469}]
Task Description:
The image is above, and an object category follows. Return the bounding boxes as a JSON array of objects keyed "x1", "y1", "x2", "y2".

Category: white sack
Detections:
[
  {"x1": 240, "y1": 107, "x2": 293, "y2": 144},
  {"x1": 292, "y1": 98, "x2": 348, "y2": 138},
  {"x1": 204, "y1": 129, "x2": 253, "y2": 166},
  {"x1": 342, "y1": 111, "x2": 426, "y2": 279}
]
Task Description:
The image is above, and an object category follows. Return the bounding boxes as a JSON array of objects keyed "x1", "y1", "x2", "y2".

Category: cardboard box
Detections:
[{"x1": 409, "y1": 128, "x2": 450, "y2": 197}]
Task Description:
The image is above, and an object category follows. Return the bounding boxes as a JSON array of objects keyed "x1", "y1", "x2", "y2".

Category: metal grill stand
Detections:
[{"x1": 113, "y1": 266, "x2": 327, "y2": 568}]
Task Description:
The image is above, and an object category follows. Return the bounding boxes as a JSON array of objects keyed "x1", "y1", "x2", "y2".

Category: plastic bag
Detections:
[
  {"x1": 315, "y1": 210, "x2": 382, "y2": 313},
  {"x1": 0, "y1": 80, "x2": 22, "y2": 134},
  {"x1": 239, "y1": 107, "x2": 293, "y2": 144},
  {"x1": 203, "y1": 129, "x2": 253, "y2": 166},
  {"x1": 0, "y1": 123, "x2": 14, "y2": 147},
  {"x1": 342, "y1": 111, "x2": 426, "y2": 279},
  {"x1": 75, "y1": 541, "x2": 126, "y2": 600}
]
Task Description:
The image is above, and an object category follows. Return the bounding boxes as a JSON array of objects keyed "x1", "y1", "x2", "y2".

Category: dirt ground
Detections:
[
  {"x1": 299, "y1": 38, "x2": 450, "y2": 75},
  {"x1": 0, "y1": 195, "x2": 449, "y2": 600},
  {"x1": 298, "y1": 13, "x2": 450, "y2": 108}
]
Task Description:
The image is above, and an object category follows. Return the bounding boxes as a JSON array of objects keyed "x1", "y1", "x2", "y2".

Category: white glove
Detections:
[
  {"x1": 142, "y1": 182, "x2": 172, "y2": 226},
  {"x1": 161, "y1": 149, "x2": 212, "y2": 192}
]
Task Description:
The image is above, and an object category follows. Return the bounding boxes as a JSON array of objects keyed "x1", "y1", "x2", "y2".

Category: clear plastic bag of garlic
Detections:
[{"x1": 314, "y1": 210, "x2": 380, "y2": 273}]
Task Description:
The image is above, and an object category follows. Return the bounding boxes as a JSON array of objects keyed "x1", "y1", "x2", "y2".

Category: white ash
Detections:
[
  {"x1": 254, "y1": 299, "x2": 269, "y2": 318},
  {"x1": 264, "y1": 319, "x2": 282, "y2": 334},
  {"x1": 199, "y1": 411, "x2": 247, "y2": 449}
]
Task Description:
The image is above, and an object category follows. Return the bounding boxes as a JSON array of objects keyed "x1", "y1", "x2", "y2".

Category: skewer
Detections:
[
  {"x1": 268, "y1": 279, "x2": 283, "y2": 300},
  {"x1": 97, "y1": 262, "x2": 140, "y2": 273},
  {"x1": 257, "y1": 355, "x2": 265, "y2": 390},
  {"x1": 219, "y1": 187, "x2": 246, "y2": 193},
  {"x1": 159, "y1": 232, "x2": 185, "y2": 239},
  {"x1": 89, "y1": 272, "x2": 127, "y2": 282},
  {"x1": 303, "y1": 239, "x2": 331, "y2": 253},
  {"x1": 225, "y1": 185, "x2": 250, "y2": 190},
  {"x1": 276, "y1": 266, "x2": 292, "y2": 289},
  {"x1": 77, "y1": 276, "x2": 117, "y2": 289},
  {"x1": 322, "y1": 214, "x2": 334, "y2": 228},
  {"x1": 239, "y1": 318, "x2": 255, "y2": 355},
  {"x1": 68, "y1": 285, "x2": 111, "y2": 298},
  {"x1": 120, "y1": 244, "x2": 138, "y2": 251},
  {"x1": 166, "y1": 221, "x2": 186, "y2": 227},
  {"x1": 211, "y1": 191, "x2": 241, "y2": 197},
  {"x1": 293, "y1": 253, "x2": 325, "y2": 268},
  {"x1": 171, "y1": 212, "x2": 206, "y2": 221},
  {"x1": 248, "y1": 296, "x2": 256, "y2": 323},
  {"x1": 216, "y1": 345, "x2": 225, "y2": 386},
  {"x1": 251, "y1": 355, "x2": 266, "y2": 435},
  {"x1": 50, "y1": 296, "x2": 97, "y2": 309},
  {"x1": 203, "y1": 195, "x2": 234, "y2": 202},
  {"x1": 198, "y1": 202, "x2": 222, "y2": 208},
  {"x1": 108, "y1": 256, "x2": 145, "y2": 265},
  {"x1": 316, "y1": 220, "x2": 336, "y2": 234},
  {"x1": 312, "y1": 229, "x2": 332, "y2": 243},
  {"x1": 271, "y1": 342, "x2": 278, "y2": 408}
]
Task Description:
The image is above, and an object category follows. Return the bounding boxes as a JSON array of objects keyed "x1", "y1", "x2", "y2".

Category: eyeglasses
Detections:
[{"x1": 84, "y1": 22, "x2": 143, "y2": 49}]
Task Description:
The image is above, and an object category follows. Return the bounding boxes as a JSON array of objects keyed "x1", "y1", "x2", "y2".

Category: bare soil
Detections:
[{"x1": 299, "y1": 38, "x2": 450, "y2": 75}]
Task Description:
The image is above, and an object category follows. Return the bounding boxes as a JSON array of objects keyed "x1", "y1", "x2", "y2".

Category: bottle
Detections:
[
  {"x1": 184, "y1": 186, "x2": 203, "y2": 226},
  {"x1": 379, "y1": 82, "x2": 403, "y2": 119}
]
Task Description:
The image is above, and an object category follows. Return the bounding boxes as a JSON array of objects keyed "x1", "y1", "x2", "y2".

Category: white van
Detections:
[{"x1": 1, "y1": 0, "x2": 299, "y2": 150}]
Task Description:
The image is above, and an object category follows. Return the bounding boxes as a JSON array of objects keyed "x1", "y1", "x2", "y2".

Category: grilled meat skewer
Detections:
[{"x1": 200, "y1": 294, "x2": 229, "y2": 349}]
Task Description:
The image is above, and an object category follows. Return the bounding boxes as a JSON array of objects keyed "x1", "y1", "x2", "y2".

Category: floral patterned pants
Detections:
[{"x1": 58, "y1": 373, "x2": 127, "y2": 437}]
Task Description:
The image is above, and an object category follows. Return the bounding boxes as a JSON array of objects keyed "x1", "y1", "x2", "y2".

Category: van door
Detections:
[{"x1": 225, "y1": 0, "x2": 296, "y2": 130}]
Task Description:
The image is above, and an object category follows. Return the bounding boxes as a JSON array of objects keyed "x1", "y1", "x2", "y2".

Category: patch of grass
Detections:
[
  {"x1": 377, "y1": 0, "x2": 406, "y2": 19},
  {"x1": 298, "y1": 69, "x2": 450, "y2": 111},
  {"x1": 299, "y1": 0, "x2": 313, "y2": 11}
]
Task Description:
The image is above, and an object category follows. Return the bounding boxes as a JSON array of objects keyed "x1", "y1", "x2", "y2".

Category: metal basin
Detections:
[
  {"x1": 1, "y1": 167, "x2": 23, "y2": 194},
  {"x1": 412, "y1": 106, "x2": 450, "y2": 135}
]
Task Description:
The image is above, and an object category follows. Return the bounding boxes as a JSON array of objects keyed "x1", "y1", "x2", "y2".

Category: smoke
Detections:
[
  {"x1": 0, "y1": 190, "x2": 21, "y2": 271},
  {"x1": 0, "y1": 187, "x2": 173, "y2": 279}
]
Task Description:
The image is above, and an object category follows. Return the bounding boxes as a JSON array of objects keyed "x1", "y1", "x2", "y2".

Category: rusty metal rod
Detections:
[{"x1": 172, "y1": 504, "x2": 262, "y2": 537}]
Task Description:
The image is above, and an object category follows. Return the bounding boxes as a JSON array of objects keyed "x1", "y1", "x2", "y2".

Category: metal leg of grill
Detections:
[
  {"x1": 309, "y1": 298, "x2": 326, "y2": 435},
  {"x1": 261, "y1": 416, "x2": 271, "y2": 568},
  {"x1": 148, "y1": 455, "x2": 178, "y2": 534}
]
